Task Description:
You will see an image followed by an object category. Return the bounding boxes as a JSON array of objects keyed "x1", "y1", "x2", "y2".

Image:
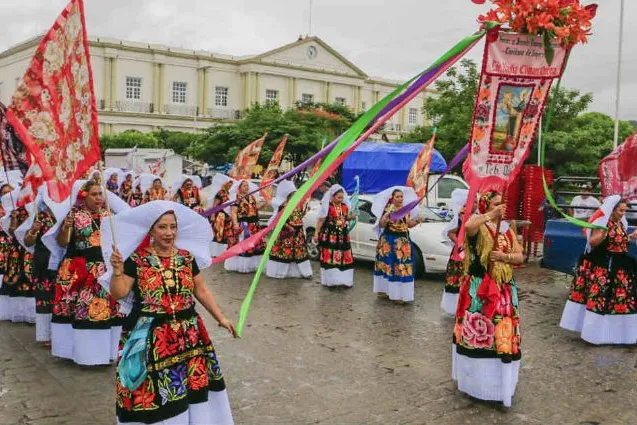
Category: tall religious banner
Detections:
[
  {"x1": 463, "y1": 29, "x2": 567, "y2": 188},
  {"x1": 6, "y1": 0, "x2": 101, "y2": 202},
  {"x1": 599, "y1": 131, "x2": 637, "y2": 200},
  {"x1": 406, "y1": 132, "x2": 436, "y2": 200},
  {"x1": 260, "y1": 135, "x2": 288, "y2": 201},
  {"x1": 454, "y1": 28, "x2": 569, "y2": 260},
  {"x1": 229, "y1": 133, "x2": 267, "y2": 180}
]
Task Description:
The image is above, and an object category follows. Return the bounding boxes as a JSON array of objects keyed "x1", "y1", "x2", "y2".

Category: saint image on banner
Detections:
[{"x1": 492, "y1": 85, "x2": 532, "y2": 154}]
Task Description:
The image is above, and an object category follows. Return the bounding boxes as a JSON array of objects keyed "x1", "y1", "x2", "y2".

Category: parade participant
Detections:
[
  {"x1": 441, "y1": 189, "x2": 470, "y2": 315},
  {"x1": 174, "y1": 175, "x2": 204, "y2": 213},
  {"x1": 129, "y1": 178, "x2": 144, "y2": 208},
  {"x1": 560, "y1": 195, "x2": 637, "y2": 344},
  {"x1": 50, "y1": 180, "x2": 129, "y2": 365},
  {"x1": 2, "y1": 186, "x2": 36, "y2": 324},
  {"x1": 224, "y1": 180, "x2": 266, "y2": 273},
  {"x1": 266, "y1": 180, "x2": 312, "y2": 279},
  {"x1": 313, "y1": 185, "x2": 355, "y2": 287},
  {"x1": 372, "y1": 187, "x2": 423, "y2": 303},
  {"x1": 105, "y1": 168, "x2": 122, "y2": 194},
  {"x1": 119, "y1": 172, "x2": 134, "y2": 204},
  {"x1": 0, "y1": 184, "x2": 16, "y2": 321},
  {"x1": 143, "y1": 177, "x2": 169, "y2": 203},
  {"x1": 209, "y1": 174, "x2": 234, "y2": 258},
  {"x1": 18, "y1": 186, "x2": 62, "y2": 344},
  {"x1": 452, "y1": 190, "x2": 523, "y2": 407},
  {"x1": 103, "y1": 201, "x2": 235, "y2": 425}
]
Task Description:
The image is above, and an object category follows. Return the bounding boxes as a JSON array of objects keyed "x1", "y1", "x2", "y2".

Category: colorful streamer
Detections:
[
  {"x1": 235, "y1": 30, "x2": 487, "y2": 336},
  {"x1": 391, "y1": 143, "x2": 470, "y2": 221},
  {"x1": 348, "y1": 176, "x2": 361, "y2": 232}
]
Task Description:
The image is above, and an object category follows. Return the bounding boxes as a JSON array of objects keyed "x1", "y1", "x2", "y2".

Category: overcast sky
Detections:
[{"x1": 1, "y1": 0, "x2": 634, "y2": 119}]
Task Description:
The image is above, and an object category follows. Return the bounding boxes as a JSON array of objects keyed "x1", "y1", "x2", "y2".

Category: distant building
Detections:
[{"x1": 0, "y1": 35, "x2": 428, "y2": 138}]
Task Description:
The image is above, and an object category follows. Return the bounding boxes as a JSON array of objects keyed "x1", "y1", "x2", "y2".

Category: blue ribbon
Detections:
[{"x1": 118, "y1": 316, "x2": 153, "y2": 391}]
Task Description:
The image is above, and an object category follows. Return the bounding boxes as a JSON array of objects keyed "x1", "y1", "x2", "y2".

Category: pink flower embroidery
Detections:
[
  {"x1": 462, "y1": 311, "x2": 495, "y2": 349},
  {"x1": 74, "y1": 212, "x2": 91, "y2": 230}
]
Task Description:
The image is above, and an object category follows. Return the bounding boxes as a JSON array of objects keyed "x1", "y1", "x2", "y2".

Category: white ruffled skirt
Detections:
[
  {"x1": 451, "y1": 344, "x2": 520, "y2": 407},
  {"x1": 266, "y1": 260, "x2": 312, "y2": 279},
  {"x1": 320, "y1": 268, "x2": 354, "y2": 287},
  {"x1": 117, "y1": 390, "x2": 234, "y2": 425},
  {"x1": 373, "y1": 275, "x2": 414, "y2": 302}
]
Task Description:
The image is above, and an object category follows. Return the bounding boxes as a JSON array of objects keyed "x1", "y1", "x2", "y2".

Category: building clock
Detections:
[{"x1": 306, "y1": 45, "x2": 318, "y2": 59}]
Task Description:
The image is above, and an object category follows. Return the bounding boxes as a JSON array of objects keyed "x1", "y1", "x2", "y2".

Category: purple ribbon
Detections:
[{"x1": 390, "y1": 143, "x2": 470, "y2": 221}]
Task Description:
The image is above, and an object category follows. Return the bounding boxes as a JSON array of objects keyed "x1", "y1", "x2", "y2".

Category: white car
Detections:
[{"x1": 303, "y1": 195, "x2": 452, "y2": 276}]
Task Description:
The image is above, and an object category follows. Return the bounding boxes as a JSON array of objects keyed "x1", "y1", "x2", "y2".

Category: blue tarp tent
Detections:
[{"x1": 341, "y1": 142, "x2": 447, "y2": 194}]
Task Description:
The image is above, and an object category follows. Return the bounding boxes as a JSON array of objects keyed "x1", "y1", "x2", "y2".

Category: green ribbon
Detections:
[
  {"x1": 468, "y1": 276, "x2": 483, "y2": 313},
  {"x1": 236, "y1": 29, "x2": 488, "y2": 336},
  {"x1": 540, "y1": 52, "x2": 604, "y2": 230}
]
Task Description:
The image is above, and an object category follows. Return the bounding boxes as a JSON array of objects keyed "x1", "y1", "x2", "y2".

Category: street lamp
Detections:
[{"x1": 613, "y1": 0, "x2": 625, "y2": 149}]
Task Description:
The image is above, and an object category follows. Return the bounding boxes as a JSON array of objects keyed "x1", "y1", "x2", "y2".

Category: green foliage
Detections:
[
  {"x1": 399, "y1": 59, "x2": 479, "y2": 159},
  {"x1": 543, "y1": 112, "x2": 635, "y2": 176}
]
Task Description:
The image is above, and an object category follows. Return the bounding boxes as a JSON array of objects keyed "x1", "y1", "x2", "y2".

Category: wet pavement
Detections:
[{"x1": 1, "y1": 261, "x2": 636, "y2": 425}]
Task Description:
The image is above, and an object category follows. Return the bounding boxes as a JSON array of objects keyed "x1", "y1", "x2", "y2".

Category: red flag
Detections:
[
  {"x1": 229, "y1": 133, "x2": 267, "y2": 179},
  {"x1": 406, "y1": 132, "x2": 436, "y2": 199},
  {"x1": 6, "y1": 0, "x2": 101, "y2": 202},
  {"x1": 259, "y1": 135, "x2": 288, "y2": 201}
]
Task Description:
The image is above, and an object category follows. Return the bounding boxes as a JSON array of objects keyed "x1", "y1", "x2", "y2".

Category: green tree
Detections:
[
  {"x1": 399, "y1": 59, "x2": 480, "y2": 159},
  {"x1": 188, "y1": 102, "x2": 356, "y2": 166},
  {"x1": 544, "y1": 112, "x2": 635, "y2": 176},
  {"x1": 100, "y1": 130, "x2": 159, "y2": 153}
]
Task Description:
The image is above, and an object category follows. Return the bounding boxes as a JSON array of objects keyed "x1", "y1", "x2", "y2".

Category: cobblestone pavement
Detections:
[{"x1": 1, "y1": 261, "x2": 636, "y2": 425}]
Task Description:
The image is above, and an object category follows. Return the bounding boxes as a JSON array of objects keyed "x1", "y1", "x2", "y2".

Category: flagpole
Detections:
[
  {"x1": 97, "y1": 160, "x2": 118, "y2": 245},
  {"x1": 613, "y1": 0, "x2": 625, "y2": 149}
]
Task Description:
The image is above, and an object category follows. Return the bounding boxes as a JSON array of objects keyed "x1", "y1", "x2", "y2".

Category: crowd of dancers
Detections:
[{"x1": 1, "y1": 164, "x2": 634, "y2": 422}]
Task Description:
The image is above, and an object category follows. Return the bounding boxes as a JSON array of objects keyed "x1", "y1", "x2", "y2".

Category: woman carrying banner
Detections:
[
  {"x1": 174, "y1": 175, "x2": 204, "y2": 214},
  {"x1": 441, "y1": 189, "x2": 470, "y2": 315},
  {"x1": 452, "y1": 190, "x2": 522, "y2": 407},
  {"x1": 224, "y1": 180, "x2": 266, "y2": 274},
  {"x1": 266, "y1": 180, "x2": 312, "y2": 279},
  {"x1": 20, "y1": 187, "x2": 59, "y2": 344},
  {"x1": 372, "y1": 187, "x2": 423, "y2": 303},
  {"x1": 105, "y1": 201, "x2": 235, "y2": 425},
  {"x1": 313, "y1": 185, "x2": 355, "y2": 287},
  {"x1": 0, "y1": 184, "x2": 16, "y2": 321},
  {"x1": 143, "y1": 178, "x2": 169, "y2": 203},
  {"x1": 209, "y1": 174, "x2": 235, "y2": 258},
  {"x1": 559, "y1": 196, "x2": 637, "y2": 344},
  {"x1": 51, "y1": 180, "x2": 129, "y2": 365},
  {"x1": 3, "y1": 186, "x2": 36, "y2": 324}
]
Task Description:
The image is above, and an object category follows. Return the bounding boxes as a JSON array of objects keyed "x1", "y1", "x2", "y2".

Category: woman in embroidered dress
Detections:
[
  {"x1": 119, "y1": 172, "x2": 134, "y2": 204},
  {"x1": 224, "y1": 180, "x2": 266, "y2": 274},
  {"x1": 174, "y1": 175, "x2": 204, "y2": 214},
  {"x1": 130, "y1": 179, "x2": 144, "y2": 208},
  {"x1": 441, "y1": 189, "x2": 470, "y2": 315},
  {"x1": 20, "y1": 187, "x2": 59, "y2": 344},
  {"x1": 144, "y1": 178, "x2": 169, "y2": 204},
  {"x1": 3, "y1": 187, "x2": 36, "y2": 324},
  {"x1": 105, "y1": 169, "x2": 122, "y2": 194},
  {"x1": 0, "y1": 184, "x2": 16, "y2": 321},
  {"x1": 106, "y1": 201, "x2": 235, "y2": 425},
  {"x1": 266, "y1": 180, "x2": 312, "y2": 279},
  {"x1": 51, "y1": 180, "x2": 129, "y2": 365},
  {"x1": 452, "y1": 190, "x2": 522, "y2": 407},
  {"x1": 313, "y1": 185, "x2": 355, "y2": 287},
  {"x1": 559, "y1": 195, "x2": 637, "y2": 344},
  {"x1": 372, "y1": 187, "x2": 423, "y2": 303},
  {"x1": 209, "y1": 175, "x2": 234, "y2": 258}
]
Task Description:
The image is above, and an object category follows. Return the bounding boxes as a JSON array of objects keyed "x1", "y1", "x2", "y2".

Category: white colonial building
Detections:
[{"x1": 0, "y1": 35, "x2": 428, "y2": 138}]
